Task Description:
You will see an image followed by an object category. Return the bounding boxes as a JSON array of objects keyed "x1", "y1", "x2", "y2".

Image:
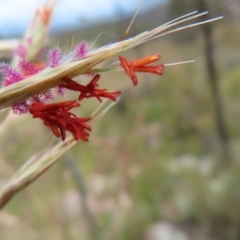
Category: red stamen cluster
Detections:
[
  {"x1": 119, "y1": 54, "x2": 164, "y2": 85},
  {"x1": 29, "y1": 100, "x2": 91, "y2": 141},
  {"x1": 60, "y1": 74, "x2": 121, "y2": 102},
  {"x1": 1, "y1": 39, "x2": 165, "y2": 142},
  {"x1": 28, "y1": 73, "x2": 121, "y2": 141}
]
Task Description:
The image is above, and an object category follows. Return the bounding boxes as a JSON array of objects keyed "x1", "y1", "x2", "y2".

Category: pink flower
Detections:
[
  {"x1": 0, "y1": 63, "x2": 23, "y2": 86},
  {"x1": 19, "y1": 59, "x2": 41, "y2": 76},
  {"x1": 47, "y1": 47, "x2": 62, "y2": 68},
  {"x1": 75, "y1": 40, "x2": 89, "y2": 59},
  {"x1": 14, "y1": 44, "x2": 27, "y2": 58}
]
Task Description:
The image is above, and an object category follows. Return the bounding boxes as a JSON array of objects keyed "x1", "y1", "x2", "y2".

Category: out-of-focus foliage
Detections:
[{"x1": 0, "y1": 1, "x2": 240, "y2": 240}]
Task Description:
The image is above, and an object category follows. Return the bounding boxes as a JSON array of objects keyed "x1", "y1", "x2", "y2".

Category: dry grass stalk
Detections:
[
  {"x1": 0, "y1": 11, "x2": 222, "y2": 209},
  {"x1": 0, "y1": 99, "x2": 117, "y2": 209},
  {"x1": 0, "y1": 12, "x2": 222, "y2": 110}
]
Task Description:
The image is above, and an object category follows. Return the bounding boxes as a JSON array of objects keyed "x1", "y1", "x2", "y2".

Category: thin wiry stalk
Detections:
[
  {"x1": 64, "y1": 155, "x2": 98, "y2": 240},
  {"x1": 161, "y1": 10, "x2": 199, "y2": 26},
  {"x1": 0, "y1": 12, "x2": 222, "y2": 111},
  {"x1": 0, "y1": 99, "x2": 117, "y2": 209},
  {"x1": 119, "y1": 0, "x2": 144, "y2": 40}
]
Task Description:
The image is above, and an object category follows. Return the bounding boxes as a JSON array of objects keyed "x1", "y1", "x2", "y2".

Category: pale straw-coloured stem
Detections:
[
  {"x1": 164, "y1": 60, "x2": 195, "y2": 66},
  {"x1": 0, "y1": 99, "x2": 117, "y2": 209},
  {"x1": 0, "y1": 12, "x2": 222, "y2": 111}
]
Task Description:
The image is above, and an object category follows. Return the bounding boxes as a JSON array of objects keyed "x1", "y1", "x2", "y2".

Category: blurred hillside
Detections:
[
  {"x1": 1, "y1": 1, "x2": 240, "y2": 240},
  {"x1": 52, "y1": 3, "x2": 169, "y2": 46}
]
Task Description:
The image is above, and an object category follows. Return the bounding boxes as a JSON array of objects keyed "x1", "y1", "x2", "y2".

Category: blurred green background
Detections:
[{"x1": 1, "y1": 0, "x2": 240, "y2": 239}]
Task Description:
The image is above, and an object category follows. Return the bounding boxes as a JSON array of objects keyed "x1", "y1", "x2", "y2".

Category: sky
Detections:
[{"x1": 0, "y1": 0, "x2": 165, "y2": 38}]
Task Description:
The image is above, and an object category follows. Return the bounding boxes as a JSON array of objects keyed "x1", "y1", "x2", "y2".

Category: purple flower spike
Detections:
[
  {"x1": 75, "y1": 40, "x2": 88, "y2": 59},
  {"x1": 0, "y1": 63, "x2": 23, "y2": 86},
  {"x1": 55, "y1": 85, "x2": 66, "y2": 96},
  {"x1": 27, "y1": 37, "x2": 32, "y2": 45},
  {"x1": 19, "y1": 59, "x2": 40, "y2": 76},
  {"x1": 12, "y1": 101, "x2": 30, "y2": 115},
  {"x1": 41, "y1": 90, "x2": 54, "y2": 102},
  {"x1": 14, "y1": 44, "x2": 27, "y2": 58},
  {"x1": 47, "y1": 47, "x2": 62, "y2": 68}
]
